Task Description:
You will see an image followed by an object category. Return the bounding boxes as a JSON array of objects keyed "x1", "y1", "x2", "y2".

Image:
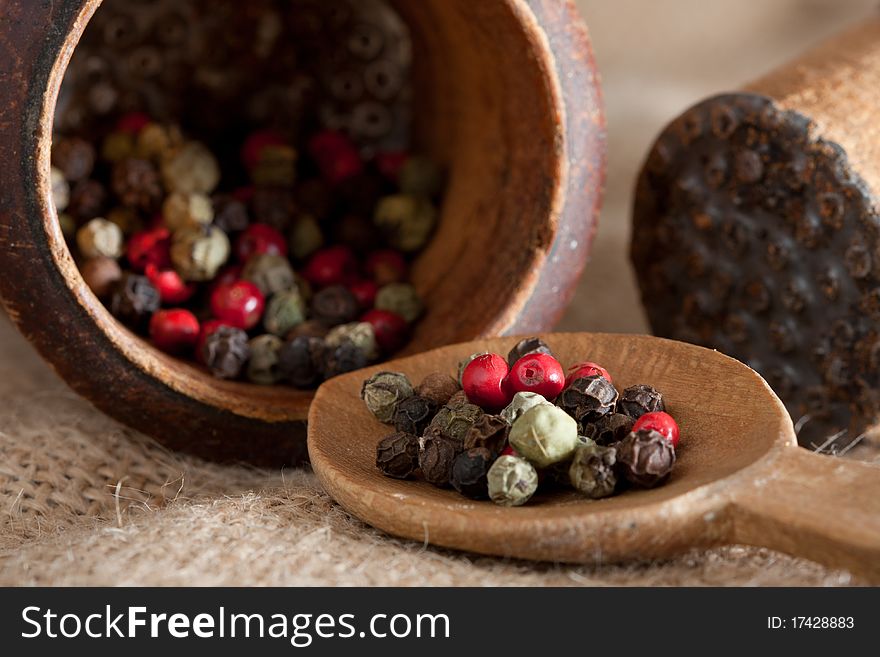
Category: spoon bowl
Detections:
[{"x1": 308, "y1": 333, "x2": 880, "y2": 580}]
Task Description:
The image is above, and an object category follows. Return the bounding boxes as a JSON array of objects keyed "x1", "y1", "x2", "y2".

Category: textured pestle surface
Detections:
[{"x1": 1, "y1": 0, "x2": 879, "y2": 585}]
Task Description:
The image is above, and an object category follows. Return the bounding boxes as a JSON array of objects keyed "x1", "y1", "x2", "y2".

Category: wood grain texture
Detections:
[
  {"x1": 0, "y1": 0, "x2": 605, "y2": 465},
  {"x1": 308, "y1": 333, "x2": 880, "y2": 579}
]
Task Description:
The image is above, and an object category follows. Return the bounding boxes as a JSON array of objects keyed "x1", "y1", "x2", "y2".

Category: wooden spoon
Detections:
[{"x1": 308, "y1": 333, "x2": 880, "y2": 581}]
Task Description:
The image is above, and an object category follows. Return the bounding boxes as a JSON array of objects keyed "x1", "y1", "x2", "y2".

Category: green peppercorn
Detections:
[
  {"x1": 76, "y1": 218, "x2": 124, "y2": 259},
  {"x1": 51, "y1": 167, "x2": 70, "y2": 212},
  {"x1": 446, "y1": 390, "x2": 469, "y2": 408},
  {"x1": 242, "y1": 253, "x2": 297, "y2": 297},
  {"x1": 569, "y1": 440, "x2": 618, "y2": 499},
  {"x1": 415, "y1": 372, "x2": 460, "y2": 407},
  {"x1": 457, "y1": 352, "x2": 489, "y2": 386},
  {"x1": 263, "y1": 289, "x2": 306, "y2": 336},
  {"x1": 375, "y1": 283, "x2": 423, "y2": 323},
  {"x1": 399, "y1": 155, "x2": 444, "y2": 198},
  {"x1": 161, "y1": 141, "x2": 220, "y2": 195},
  {"x1": 429, "y1": 402, "x2": 484, "y2": 443},
  {"x1": 162, "y1": 192, "x2": 214, "y2": 231},
  {"x1": 326, "y1": 322, "x2": 378, "y2": 361},
  {"x1": 170, "y1": 224, "x2": 230, "y2": 281},
  {"x1": 373, "y1": 193, "x2": 437, "y2": 253},
  {"x1": 509, "y1": 403, "x2": 579, "y2": 468},
  {"x1": 361, "y1": 371, "x2": 414, "y2": 423},
  {"x1": 246, "y1": 334, "x2": 283, "y2": 385},
  {"x1": 288, "y1": 213, "x2": 324, "y2": 260},
  {"x1": 487, "y1": 455, "x2": 538, "y2": 506},
  {"x1": 501, "y1": 391, "x2": 552, "y2": 425}
]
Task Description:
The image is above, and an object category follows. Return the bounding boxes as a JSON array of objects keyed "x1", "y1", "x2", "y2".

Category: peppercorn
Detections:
[
  {"x1": 334, "y1": 214, "x2": 382, "y2": 254},
  {"x1": 585, "y1": 412, "x2": 634, "y2": 446},
  {"x1": 304, "y1": 246, "x2": 358, "y2": 288},
  {"x1": 250, "y1": 144, "x2": 297, "y2": 187},
  {"x1": 556, "y1": 375, "x2": 619, "y2": 422},
  {"x1": 288, "y1": 214, "x2": 324, "y2": 260},
  {"x1": 487, "y1": 455, "x2": 538, "y2": 506},
  {"x1": 246, "y1": 334, "x2": 283, "y2": 385},
  {"x1": 415, "y1": 372, "x2": 460, "y2": 407},
  {"x1": 76, "y1": 218, "x2": 124, "y2": 259},
  {"x1": 161, "y1": 141, "x2": 220, "y2": 195},
  {"x1": 360, "y1": 309, "x2": 408, "y2": 353},
  {"x1": 501, "y1": 391, "x2": 552, "y2": 425},
  {"x1": 350, "y1": 279, "x2": 379, "y2": 310},
  {"x1": 463, "y1": 413, "x2": 510, "y2": 457},
  {"x1": 211, "y1": 281, "x2": 265, "y2": 330},
  {"x1": 508, "y1": 403, "x2": 579, "y2": 468},
  {"x1": 376, "y1": 431, "x2": 420, "y2": 479},
  {"x1": 258, "y1": 289, "x2": 303, "y2": 336},
  {"x1": 446, "y1": 390, "x2": 470, "y2": 408},
  {"x1": 566, "y1": 361, "x2": 613, "y2": 386},
  {"x1": 361, "y1": 371, "x2": 414, "y2": 423},
  {"x1": 418, "y1": 426, "x2": 460, "y2": 487},
  {"x1": 146, "y1": 264, "x2": 196, "y2": 305},
  {"x1": 285, "y1": 319, "x2": 329, "y2": 341},
  {"x1": 312, "y1": 285, "x2": 360, "y2": 327},
  {"x1": 241, "y1": 253, "x2": 296, "y2": 297},
  {"x1": 373, "y1": 193, "x2": 437, "y2": 253},
  {"x1": 241, "y1": 129, "x2": 288, "y2": 170},
  {"x1": 278, "y1": 336, "x2": 325, "y2": 388},
  {"x1": 325, "y1": 322, "x2": 379, "y2": 361},
  {"x1": 135, "y1": 123, "x2": 183, "y2": 162},
  {"x1": 127, "y1": 227, "x2": 172, "y2": 273},
  {"x1": 68, "y1": 179, "x2": 106, "y2": 220},
  {"x1": 81, "y1": 256, "x2": 122, "y2": 299},
  {"x1": 106, "y1": 206, "x2": 143, "y2": 237},
  {"x1": 51, "y1": 167, "x2": 70, "y2": 212},
  {"x1": 569, "y1": 440, "x2": 618, "y2": 499},
  {"x1": 365, "y1": 249, "x2": 407, "y2": 286},
  {"x1": 162, "y1": 192, "x2": 214, "y2": 231},
  {"x1": 507, "y1": 337, "x2": 554, "y2": 368},
  {"x1": 429, "y1": 402, "x2": 484, "y2": 443},
  {"x1": 616, "y1": 429, "x2": 676, "y2": 488},
  {"x1": 375, "y1": 283, "x2": 423, "y2": 323},
  {"x1": 451, "y1": 447, "x2": 493, "y2": 499},
  {"x1": 393, "y1": 394, "x2": 438, "y2": 436},
  {"x1": 170, "y1": 224, "x2": 230, "y2": 281},
  {"x1": 462, "y1": 353, "x2": 511, "y2": 409},
  {"x1": 308, "y1": 130, "x2": 363, "y2": 185},
  {"x1": 52, "y1": 136, "x2": 96, "y2": 182},
  {"x1": 251, "y1": 187, "x2": 296, "y2": 232},
  {"x1": 201, "y1": 326, "x2": 251, "y2": 380},
  {"x1": 112, "y1": 158, "x2": 163, "y2": 211},
  {"x1": 399, "y1": 155, "x2": 444, "y2": 198},
  {"x1": 235, "y1": 223, "x2": 288, "y2": 261},
  {"x1": 508, "y1": 353, "x2": 565, "y2": 399},
  {"x1": 149, "y1": 308, "x2": 200, "y2": 354},
  {"x1": 212, "y1": 194, "x2": 250, "y2": 234},
  {"x1": 618, "y1": 384, "x2": 666, "y2": 420},
  {"x1": 110, "y1": 272, "x2": 160, "y2": 330},
  {"x1": 632, "y1": 411, "x2": 680, "y2": 448},
  {"x1": 102, "y1": 132, "x2": 135, "y2": 163}
]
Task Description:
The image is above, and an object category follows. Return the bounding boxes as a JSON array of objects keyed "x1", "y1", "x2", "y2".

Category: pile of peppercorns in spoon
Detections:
[
  {"x1": 366, "y1": 337, "x2": 681, "y2": 506},
  {"x1": 51, "y1": 112, "x2": 443, "y2": 386}
]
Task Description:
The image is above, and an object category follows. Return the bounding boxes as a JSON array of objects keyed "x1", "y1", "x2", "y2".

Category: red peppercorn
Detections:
[
  {"x1": 149, "y1": 309, "x2": 200, "y2": 354},
  {"x1": 632, "y1": 411, "x2": 680, "y2": 448},
  {"x1": 241, "y1": 129, "x2": 288, "y2": 170},
  {"x1": 127, "y1": 227, "x2": 171, "y2": 272},
  {"x1": 500, "y1": 445, "x2": 519, "y2": 458},
  {"x1": 195, "y1": 319, "x2": 229, "y2": 364},
  {"x1": 509, "y1": 353, "x2": 565, "y2": 400},
  {"x1": 145, "y1": 264, "x2": 196, "y2": 305},
  {"x1": 308, "y1": 130, "x2": 363, "y2": 185},
  {"x1": 566, "y1": 361, "x2": 613, "y2": 386},
  {"x1": 375, "y1": 150, "x2": 408, "y2": 182},
  {"x1": 211, "y1": 264, "x2": 244, "y2": 293},
  {"x1": 462, "y1": 353, "x2": 511, "y2": 409},
  {"x1": 234, "y1": 223, "x2": 288, "y2": 262},
  {"x1": 304, "y1": 245, "x2": 358, "y2": 288},
  {"x1": 361, "y1": 309, "x2": 408, "y2": 353},
  {"x1": 365, "y1": 249, "x2": 407, "y2": 285},
  {"x1": 210, "y1": 280, "x2": 265, "y2": 330},
  {"x1": 115, "y1": 111, "x2": 151, "y2": 135},
  {"x1": 350, "y1": 279, "x2": 379, "y2": 309}
]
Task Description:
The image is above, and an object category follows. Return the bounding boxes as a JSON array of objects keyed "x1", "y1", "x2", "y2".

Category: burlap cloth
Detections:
[{"x1": 1, "y1": 0, "x2": 878, "y2": 586}]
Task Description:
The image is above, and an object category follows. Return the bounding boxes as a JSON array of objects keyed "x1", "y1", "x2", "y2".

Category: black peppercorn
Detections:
[
  {"x1": 112, "y1": 158, "x2": 163, "y2": 211},
  {"x1": 584, "y1": 412, "x2": 634, "y2": 446},
  {"x1": 507, "y1": 336, "x2": 554, "y2": 367},
  {"x1": 415, "y1": 372, "x2": 460, "y2": 407},
  {"x1": 556, "y1": 375, "x2": 619, "y2": 422},
  {"x1": 375, "y1": 431, "x2": 420, "y2": 479},
  {"x1": 202, "y1": 326, "x2": 251, "y2": 380},
  {"x1": 618, "y1": 384, "x2": 665, "y2": 420},
  {"x1": 212, "y1": 194, "x2": 250, "y2": 233},
  {"x1": 278, "y1": 336, "x2": 326, "y2": 388},
  {"x1": 52, "y1": 136, "x2": 96, "y2": 182},
  {"x1": 323, "y1": 339, "x2": 370, "y2": 379},
  {"x1": 68, "y1": 179, "x2": 107, "y2": 220},
  {"x1": 451, "y1": 447, "x2": 493, "y2": 499},
  {"x1": 393, "y1": 394, "x2": 438, "y2": 436},
  {"x1": 616, "y1": 429, "x2": 676, "y2": 488},
  {"x1": 110, "y1": 272, "x2": 160, "y2": 330},
  {"x1": 418, "y1": 426, "x2": 460, "y2": 487},
  {"x1": 463, "y1": 414, "x2": 510, "y2": 457},
  {"x1": 311, "y1": 285, "x2": 360, "y2": 327}
]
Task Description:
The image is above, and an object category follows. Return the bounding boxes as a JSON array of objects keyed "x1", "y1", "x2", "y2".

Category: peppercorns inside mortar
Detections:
[
  {"x1": 365, "y1": 337, "x2": 682, "y2": 506},
  {"x1": 51, "y1": 0, "x2": 447, "y2": 389}
]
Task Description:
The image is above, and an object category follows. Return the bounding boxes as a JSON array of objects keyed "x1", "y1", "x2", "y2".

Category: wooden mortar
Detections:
[
  {"x1": 0, "y1": 0, "x2": 605, "y2": 466},
  {"x1": 632, "y1": 17, "x2": 880, "y2": 448}
]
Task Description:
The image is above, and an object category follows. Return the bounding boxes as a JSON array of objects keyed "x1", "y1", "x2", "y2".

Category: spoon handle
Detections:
[{"x1": 731, "y1": 447, "x2": 880, "y2": 582}]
